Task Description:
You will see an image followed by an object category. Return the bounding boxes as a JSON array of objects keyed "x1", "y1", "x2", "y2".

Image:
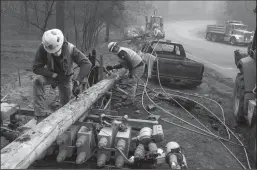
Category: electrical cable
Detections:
[
  {"x1": 155, "y1": 52, "x2": 250, "y2": 169},
  {"x1": 138, "y1": 75, "x2": 232, "y2": 142},
  {"x1": 138, "y1": 40, "x2": 226, "y2": 138},
  {"x1": 136, "y1": 39, "x2": 251, "y2": 169},
  {"x1": 161, "y1": 119, "x2": 242, "y2": 147},
  {"x1": 154, "y1": 89, "x2": 231, "y2": 140},
  {"x1": 141, "y1": 68, "x2": 251, "y2": 169},
  {"x1": 63, "y1": 38, "x2": 252, "y2": 168},
  {"x1": 86, "y1": 65, "x2": 97, "y2": 86},
  {"x1": 155, "y1": 58, "x2": 230, "y2": 139}
]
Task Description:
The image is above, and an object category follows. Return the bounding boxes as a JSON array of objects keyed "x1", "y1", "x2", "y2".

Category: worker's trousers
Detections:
[
  {"x1": 33, "y1": 75, "x2": 72, "y2": 117},
  {"x1": 123, "y1": 64, "x2": 145, "y2": 102}
]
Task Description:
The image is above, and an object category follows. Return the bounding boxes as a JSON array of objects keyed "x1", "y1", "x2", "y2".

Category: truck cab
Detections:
[{"x1": 224, "y1": 21, "x2": 253, "y2": 44}]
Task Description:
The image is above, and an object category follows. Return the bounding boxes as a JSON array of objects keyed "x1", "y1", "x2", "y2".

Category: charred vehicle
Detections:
[
  {"x1": 233, "y1": 25, "x2": 256, "y2": 165},
  {"x1": 141, "y1": 39, "x2": 204, "y2": 88}
]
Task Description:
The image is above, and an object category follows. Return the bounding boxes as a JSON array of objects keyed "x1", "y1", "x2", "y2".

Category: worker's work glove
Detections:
[
  {"x1": 51, "y1": 73, "x2": 58, "y2": 88},
  {"x1": 51, "y1": 73, "x2": 66, "y2": 89},
  {"x1": 51, "y1": 80, "x2": 59, "y2": 89},
  {"x1": 72, "y1": 80, "x2": 81, "y2": 98},
  {"x1": 105, "y1": 65, "x2": 114, "y2": 71}
]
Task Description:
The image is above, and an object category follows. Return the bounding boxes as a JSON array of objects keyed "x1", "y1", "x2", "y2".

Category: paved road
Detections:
[{"x1": 165, "y1": 20, "x2": 248, "y2": 80}]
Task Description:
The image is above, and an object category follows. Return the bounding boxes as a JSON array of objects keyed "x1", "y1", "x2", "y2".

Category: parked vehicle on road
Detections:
[
  {"x1": 141, "y1": 39, "x2": 204, "y2": 88},
  {"x1": 206, "y1": 20, "x2": 254, "y2": 46}
]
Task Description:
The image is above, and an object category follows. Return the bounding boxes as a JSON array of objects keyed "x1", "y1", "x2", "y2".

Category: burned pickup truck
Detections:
[{"x1": 140, "y1": 39, "x2": 204, "y2": 88}]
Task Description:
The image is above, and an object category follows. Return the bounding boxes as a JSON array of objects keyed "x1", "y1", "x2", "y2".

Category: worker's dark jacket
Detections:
[{"x1": 33, "y1": 41, "x2": 92, "y2": 83}]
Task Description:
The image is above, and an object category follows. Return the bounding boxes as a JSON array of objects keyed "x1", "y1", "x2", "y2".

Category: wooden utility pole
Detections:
[
  {"x1": 56, "y1": 1, "x2": 65, "y2": 33},
  {"x1": 1, "y1": 69, "x2": 127, "y2": 169}
]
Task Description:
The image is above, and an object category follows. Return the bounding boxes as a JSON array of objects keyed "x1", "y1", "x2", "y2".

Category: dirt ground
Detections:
[{"x1": 1, "y1": 33, "x2": 254, "y2": 169}]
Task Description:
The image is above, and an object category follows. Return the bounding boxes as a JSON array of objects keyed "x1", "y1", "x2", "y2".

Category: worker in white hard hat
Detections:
[
  {"x1": 32, "y1": 28, "x2": 92, "y2": 123},
  {"x1": 106, "y1": 42, "x2": 145, "y2": 105}
]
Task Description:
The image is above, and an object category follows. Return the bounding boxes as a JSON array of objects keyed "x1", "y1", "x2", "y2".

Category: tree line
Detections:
[
  {"x1": 153, "y1": 1, "x2": 256, "y2": 31},
  {"x1": 224, "y1": 1, "x2": 256, "y2": 31},
  {"x1": 1, "y1": 0, "x2": 154, "y2": 51}
]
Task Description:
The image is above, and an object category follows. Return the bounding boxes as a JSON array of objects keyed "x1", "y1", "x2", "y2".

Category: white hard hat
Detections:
[
  {"x1": 42, "y1": 29, "x2": 64, "y2": 53},
  {"x1": 108, "y1": 42, "x2": 118, "y2": 52}
]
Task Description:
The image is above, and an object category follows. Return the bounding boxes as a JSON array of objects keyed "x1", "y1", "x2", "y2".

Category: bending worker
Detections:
[
  {"x1": 32, "y1": 28, "x2": 92, "y2": 123},
  {"x1": 106, "y1": 42, "x2": 145, "y2": 105}
]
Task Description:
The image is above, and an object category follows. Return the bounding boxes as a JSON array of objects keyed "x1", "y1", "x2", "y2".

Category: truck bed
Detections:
[{"x1": 206, "y1": 25, "x2": 225, "y2": 34}]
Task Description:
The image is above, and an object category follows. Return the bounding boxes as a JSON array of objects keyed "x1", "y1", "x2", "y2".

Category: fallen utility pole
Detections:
[{"x1": 1, "y1": 69, "x2": 126, "y2": 169}]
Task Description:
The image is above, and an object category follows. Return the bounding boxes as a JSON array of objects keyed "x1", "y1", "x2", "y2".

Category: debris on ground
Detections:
[
  {"x1": 211, "y1": 124, "x2": 219, "y2": 131},
  {"x1": 156, "y1": 93, "x2": 197, "y2": 110},
  {"x1": 134, "y1": 110, "x2": 141, "y2": 114},
  {"x1": 146, "y1": 104, "x2": 157, "y2": 111}
]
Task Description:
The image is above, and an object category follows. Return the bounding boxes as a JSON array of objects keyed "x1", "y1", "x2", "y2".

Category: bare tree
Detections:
[
  {"x1": 56, "y1": 1, "x2": 64, "y2": 33},
  {"x1": 224, "y1": 1, "x2": 256, "y2": 30},
  {"x1": 67, "y1": 2, "x2": 79, "y2": 46},
  {"x1": 65, "y1": 1, "x2": 126, "y2": 51},
  {"x1": 24, "y1": 0, "x2": 29, "y2": 28},
  {"x1": 64, "y1": 1, "x2": 152, "y2": 52},
  {"x1": 5, "y1": 0, "x2": 56, "y2": 34}
]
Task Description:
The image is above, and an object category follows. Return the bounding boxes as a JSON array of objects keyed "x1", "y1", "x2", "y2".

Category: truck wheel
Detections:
[
  {"x1": 206, "y1": 33, "x2": 212, "y2": 41},
  {"x1": 233, "y1": 73, "x2": 245, "y2": 124},
  {"x1": 230, "y1": 37, "x2": 237, "y2": 45},
  {"x1": 211, "y1": 34, "x2": 217, "y2": 42}
]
